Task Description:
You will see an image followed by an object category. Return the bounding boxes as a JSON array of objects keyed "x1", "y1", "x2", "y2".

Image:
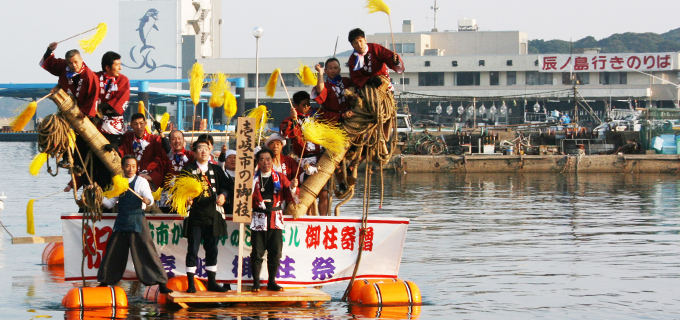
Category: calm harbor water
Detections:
[{"x1": 1, "y1": 141, "x2": 680, "y2": 319}]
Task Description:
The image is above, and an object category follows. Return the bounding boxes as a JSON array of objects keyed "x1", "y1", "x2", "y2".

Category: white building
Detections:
[{"x1": 201, "y1": 20, "x2": 680, "y2": 127}]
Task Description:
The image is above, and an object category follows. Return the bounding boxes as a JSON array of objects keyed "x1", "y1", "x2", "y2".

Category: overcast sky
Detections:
[{"x1": 1, "y1": 0, "x2": 678, "y2": 84}]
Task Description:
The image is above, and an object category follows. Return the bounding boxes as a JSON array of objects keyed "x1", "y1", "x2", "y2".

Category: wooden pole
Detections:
[
  {"x1": 57, "y1": 26, "x2": 99, "y2": 44},
  {"x1": 237, "y1": 223, "x2": 244, "y2": 293}
]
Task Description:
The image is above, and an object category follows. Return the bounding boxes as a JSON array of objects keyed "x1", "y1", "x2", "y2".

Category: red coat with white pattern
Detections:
[
  {"x1": 40, "y1": 53, "x2": 99, "y2": 117},
  {"x1": 347, "y1": 43, "x2": 404, "y2": 89},
  {"x1": 96, "y1": 72, "x2": 130, "y2": 135},
  {"x1": 311, "y1": 77, "x2": 354, "y2": 123},
  {"x1": 251, "y1": 170, "x2": 299, "y2": 231},
  {"x1": 118, "y1": 131, "x2": 169, "y2": 188},
  {"x1": 280, "y1": 111, "x2": 323, "y2": 158}
]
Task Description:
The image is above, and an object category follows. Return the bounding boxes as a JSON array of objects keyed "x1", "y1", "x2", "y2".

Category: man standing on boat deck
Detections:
[
  {"x1": 97, "y1": 154, "x2": 172, "y2": 293},
  {"x1": 118, "y1": 113, "x2": 169, "y2": 190},
  {"x1": 182, "y1": 138, "x2": 231, "y2": 293},
  {"x1": 346, "y1": 28, "x2": 404, "y2": 90},
  {"x1": 158, "y1": 130, "x2": 195, "y2": 213}
]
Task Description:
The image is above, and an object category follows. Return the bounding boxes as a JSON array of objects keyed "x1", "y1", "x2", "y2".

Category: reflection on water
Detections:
[{"x1": 1, "y1": 142, "x2": 680, "y2": 319}]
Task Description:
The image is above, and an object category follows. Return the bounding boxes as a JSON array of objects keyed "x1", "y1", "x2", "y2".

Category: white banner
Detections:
[
  {"x1": 62, "y1": 214, "x2": 409, "y2": 286},
  {"x1": 539, "y1": 53, "x2": 674, "y2": 73}
]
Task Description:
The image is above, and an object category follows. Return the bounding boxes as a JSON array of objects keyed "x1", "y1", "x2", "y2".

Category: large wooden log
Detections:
[
  {"x1": 284, "y1": 149, "x2": 347, "y2": 219},
  {"x1": 50, "y1": 88, "x2": 123, "y2": 176}
]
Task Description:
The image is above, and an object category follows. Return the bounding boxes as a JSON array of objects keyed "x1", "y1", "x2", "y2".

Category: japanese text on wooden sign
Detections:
[{"x1": 232, "y1": 117, "x2": 256, "y2": 223}]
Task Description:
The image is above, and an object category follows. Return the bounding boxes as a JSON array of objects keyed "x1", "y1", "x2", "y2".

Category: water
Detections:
[{"x1": 1, "y1": 142, "x2": 680, "y2": 319}]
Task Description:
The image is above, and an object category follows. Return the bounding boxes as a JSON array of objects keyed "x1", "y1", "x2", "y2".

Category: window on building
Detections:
[
  {"x1": 400, "y1": 78, "x2": 410, "y2": 85},
  {"x1": 424, "y1": 61, "x2": 431, "y2": 67},
  {"x1": 490, "y1": 72, "x2": 499, "y2": 86},
  {"x1": 479, "y1": 60, "x2": 485, "y2": 66},
  {"x1": 456, "y1": 72, "x2": 480, "y2": 86},
  {"x1": 507, "y1": 71, "x2": 517, "y2": 85},
  {"x1": 418, "y1": 72, "x2": 445, "y2": 86},
  {"x1": 281, "y1": 73, "x2": 303, "y2": 87},
  {"x1": 600, "y1": 72, "x2": 627, "y2": 85},
  {"x1": 562, "y1": 72, "x2": 590, "y2": 85},
  {"x1": 507, "y1": 60, "x2": 513, "y2": 66},
  {"x1": 452, "y1": 61, "x2": 458, "y2": 67},
  {"x1": 248, "y1": 74, "x2": 269, "y2": 88},
  {"x1": 526, "y1": 71, "x2": 552, "y2": 85},
  {"x1": 389, "y1": 43, "x2": 416, "y2": 54}
]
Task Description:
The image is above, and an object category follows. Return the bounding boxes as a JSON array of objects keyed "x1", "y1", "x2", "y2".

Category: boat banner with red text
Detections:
[{"x1": 62, "y1": 214, "x2": 409, "y2": 286}]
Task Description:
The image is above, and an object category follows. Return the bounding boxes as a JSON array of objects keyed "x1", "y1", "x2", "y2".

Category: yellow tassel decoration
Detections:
[
  {"x1": 138, "y1": 101, "x2": 145, "y2": 116},
  {"x1": 152, "y1": 187, "x2": 163, "y2": 202},
  {"x1": 10, "y1": 101, "x2": 37, "y2": 132},
  {"x1": 68, "y1": 129, "x2": 76, "y2": 149},
  {"x1": 301, "y1": 118, "x2": 348, "y2": 156},
  {"x1": 160, "y1": 113, "x2": 170, "y2": 131},
  {"x1": 29, "y1": 153, "x2": 49, "y2": 176},
  {"x1": 168, "y1": 174, "x2": 203, "y2": 217},
  {"x1": 224, "y1": 91, "x2": 237, "y2": 118},
  {"x1": 189, "y1": 62, "x2": 205, "y2": 106},
  {"x1": 27, "y1": 199, "x2": 35, "y2": 235},
  {"x1": 246, "y1": 105, "x2": 270, "y2": 135},
  {"x1": 103, "y1": 174, "x2": 129, "y2": 199},
  {"x1": 296, "y1": 62, "x2": 317, "y2": 86},
  {"x1": 265, "y1": 69, "x2": 280, "y2": 97},
  {"x1": 208, "y1": 73, "x2": 228, "y2": 108},
  {"x1": 79, "y1": 23, "x2": 108, "y2": 54},
  {"x1": 366, "y1": 0, "x2": 391, "y2": 15}
]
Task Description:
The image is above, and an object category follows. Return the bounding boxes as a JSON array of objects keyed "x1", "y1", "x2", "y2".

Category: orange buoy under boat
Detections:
[
  {"x1": 349, "y1": 305, "x2": 421, "y2": 319},
  {"x1": 62, "y1": 286, "x2": 128, "y2": 309},
  {"x1": 348, "y1": 278, "x2": 402, "y2": 302},
  {"x1": 144, "y1": 275, "x2": 207, "y2": 303},
  {"x1": 42, "y1": 242, "x2": 64, "y2": 265},
  {"x1": 358, "y1": 280, "x2": 421, "y2": 306}
]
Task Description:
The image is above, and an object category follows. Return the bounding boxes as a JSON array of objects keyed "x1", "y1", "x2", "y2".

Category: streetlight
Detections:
[{"x1": 253, "y1": 27, "x2": 264, "y2": 109}]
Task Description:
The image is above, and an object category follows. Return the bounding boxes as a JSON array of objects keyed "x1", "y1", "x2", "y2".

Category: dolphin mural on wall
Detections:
[{"x1": 124, "y1": 8, "x2": 177, "y2": 73}]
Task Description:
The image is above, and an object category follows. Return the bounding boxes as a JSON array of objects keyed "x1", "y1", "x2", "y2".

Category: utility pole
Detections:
[
  {"x1": 573, "y1": 84, "x2": 579, "y2": 125},
  {"x1": 431, "y1": 0, "x2": 439, "y2": 32}
]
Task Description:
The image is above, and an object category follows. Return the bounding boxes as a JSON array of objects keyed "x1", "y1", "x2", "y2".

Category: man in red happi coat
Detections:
[
  {"x1": 40, "y1": 42, "x2": 99, "y2": 117},
  {"x1": 118, "y1": 113, "x2": 169, "y2": 189},
  {"x1": 311, "y1": 58, "x2": 355, "y2": 123},
  {"x1": 96, "y1": 51, "x2": 130, "y2": 147},
  {"x1": 346, "y1": 28, "x2": 404, "y2": 90}
]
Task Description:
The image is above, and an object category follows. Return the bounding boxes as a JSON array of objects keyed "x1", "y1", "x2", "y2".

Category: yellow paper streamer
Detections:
[
  {"x1": 224, "y1": 91, "x2": 237, "y2": 118},
  {"x1": 301, "y1": 118, "x2": 348, "y2": 156},
  {"x1": 296, "y1": 62, "x2": 317, "y2": 86},
  {"x1": 189, "y1": 62, "x2": 205, "y2": 106},
  {"x1": 29, "y1": 153, "x2": 48, "y2": 176},
  {"x1": 10, "y1": 101, "x2": 37, "y2": 132},
  {"x1": 265, "y1": 69, "x2": 280, "y2": 97},
  {"x1": 79, "y1": 23, "x2": 108, "y2": 54},
  {"x1": 168, "y1": 174, "x2": 203, "y2": 217},
  {"x1": 208, "y1": 73, "x2": 228, "y2": 108},
  {"x1": 27, "y1": 199, "x2": 35, "y2": 235},
  {"x1": 103, "y1": 174, "x2": 129, "y2": 199},
  {"x1": 366, "y1": 0, "x2": 391, "y2": 15},
  {"x1": 152, "y1": 187, "x2": 163, "y2": 202},
  {"x1": 246, "y1": 105, "x2": 270, "y2": 135},
  {"x1": 160, "y1": 113, "x2": 170, "y2": 131},
  {"x1": 138, "y1": 101, "x2": 145, "y2": 116}
]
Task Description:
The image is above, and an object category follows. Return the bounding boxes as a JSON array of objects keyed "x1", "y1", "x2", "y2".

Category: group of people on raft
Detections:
[{"x1": 40, "y1": 28, "x2": 404, "y2": 294}]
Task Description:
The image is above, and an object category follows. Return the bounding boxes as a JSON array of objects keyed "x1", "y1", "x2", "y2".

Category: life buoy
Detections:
[
  {"x1": 42, "y1": 242, "x2": 64, "y2": 265},
  {"x1": 358, "y1": 280, "x2": 421, "y2": 306},
  {"x1": 348, "y1": 278, "x2": 401, "y2": 302},
  {"x1": 62, "y1": 286, "x2": 128, "y2": 309}
]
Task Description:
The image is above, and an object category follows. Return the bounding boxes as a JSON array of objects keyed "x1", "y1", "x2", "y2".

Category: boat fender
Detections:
[
  {"x1": 42, "y1": 242, "x2": 64, "y2": 265},
  {"x1": 348, "y1": 278, "x2": 401, "y2": 303},
  {"x1": 61, "y1": 286, "x2": 128, "y2": 309},
  {"x1": 358, "y1": 280, "x2": 422, "y2": 306}
]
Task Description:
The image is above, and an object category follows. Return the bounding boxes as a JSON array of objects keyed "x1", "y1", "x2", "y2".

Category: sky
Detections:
[{"x1": 0, "y1": 0, "x2": 679, "y2": 84}]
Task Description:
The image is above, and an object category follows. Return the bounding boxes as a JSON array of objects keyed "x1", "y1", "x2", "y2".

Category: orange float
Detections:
[
  {"x1": 358, "y1": 280, "x2": 421, "y2": 306},
  {"x1": 64, "y1": 308, "x2": 128, "y2": 319},
  {"x1": 348, "y1": 278, "x2": 401, "y2": 302},
  {"x1": 62, "y1": 286, "x2": 128, "y2": 309},
  {"x1": 143, "y1": 285, "x2": 168, "y2": 304},
  {"x1": 144, "y1": 275, "x2": 208, "y2": 304},
  {"x1": 42, "y1": 242, "x2": 64, "y2": 265},
  {"x1": 349, "y1": 305, "x2": 421, "y2": 319}
]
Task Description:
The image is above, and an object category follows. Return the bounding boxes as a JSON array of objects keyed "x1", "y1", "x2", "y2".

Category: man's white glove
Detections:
[{"x1": 305, "y1": 165, "x2": 318, "y2": 175}]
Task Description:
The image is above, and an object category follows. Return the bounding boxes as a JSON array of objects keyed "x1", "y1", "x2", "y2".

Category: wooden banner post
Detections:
[{"x1": 231, "y1": 117, "x2": 257, "y2": 293}]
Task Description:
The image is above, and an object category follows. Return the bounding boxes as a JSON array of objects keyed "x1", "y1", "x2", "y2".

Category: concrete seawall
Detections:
[{"x1": 388, "y1": 154, "x2": 680, "y2": 174}]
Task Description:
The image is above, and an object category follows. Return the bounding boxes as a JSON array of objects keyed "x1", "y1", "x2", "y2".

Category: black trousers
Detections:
[
  {"x1": 74, "y1": 134, "x2": 114, "y2": 189},
  {"x1": 97, "y1": 219, "x2": 168, "y2": 286},
  {"x1": 250, "y1": 228, "x2": 283, "y2": 279},
  {"x1": 185, "y1": 224, "x2": 219, "y2": 268}
]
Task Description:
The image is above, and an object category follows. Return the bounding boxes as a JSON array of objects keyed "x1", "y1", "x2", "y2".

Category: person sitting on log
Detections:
[
  {"x1": 182, "y1": 138, "x2": 231, "y2": 293},
  {"x1": 118, "y1": 113, "x2": 169, "y2": 190},
  {"x1": 250, "y1": 147, "x2": 299, "y2": 292},
  {"x1": 346, "y1": 28, "x2": 404, "y2": 90},
  {"x1": 312, "y1": 58, "x2": 355, "y2": 123},
  {"x1": 96, "y1": 51, "x2": 130, "y2": 149},
  {"x1": 158, "y1": 130, "x2": 195, "y2": 213},
  {"x1": 97, "y1": 154, "x2": 172, "y2": 294},
  {"x1": 280, "y1": 91, "x2": 329, "y2": 215}
]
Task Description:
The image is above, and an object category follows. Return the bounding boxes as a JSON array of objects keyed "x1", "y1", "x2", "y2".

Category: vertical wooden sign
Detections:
[{"x1": 232, "y1": 117, "x2": 256, "y2": 293}]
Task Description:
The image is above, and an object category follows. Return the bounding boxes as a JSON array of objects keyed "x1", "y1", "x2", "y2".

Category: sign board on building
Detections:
[{"x1": 539, "y1": 53, "x2": 674, "y2": 73}]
